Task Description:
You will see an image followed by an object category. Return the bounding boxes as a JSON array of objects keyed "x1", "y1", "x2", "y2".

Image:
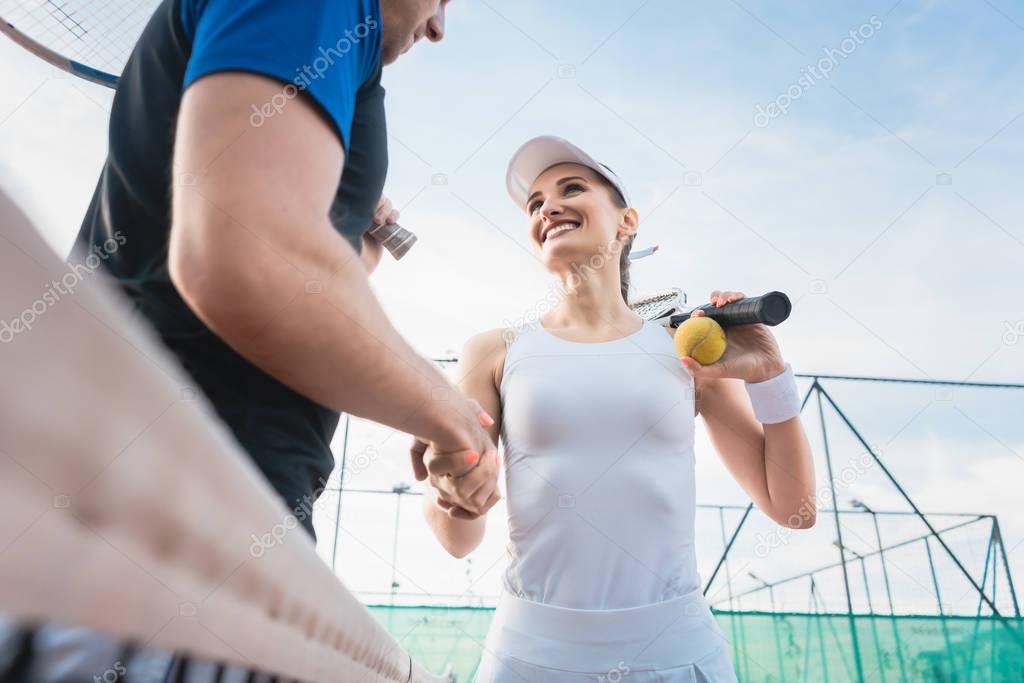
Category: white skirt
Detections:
[{"x1": 473, "y1": 588, "x2": 738, "y2": 682}]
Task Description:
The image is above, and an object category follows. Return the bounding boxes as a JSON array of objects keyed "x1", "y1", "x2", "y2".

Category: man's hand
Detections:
[
  {"x1": 373, "y1": 194, "x2": 401, "y2": 227},
  {"x1": 409, "y1": 399, "x2": 500, "y2": 519},
  {"x1": 360, "y1": 195, "x2": 400, "y2": 274}
]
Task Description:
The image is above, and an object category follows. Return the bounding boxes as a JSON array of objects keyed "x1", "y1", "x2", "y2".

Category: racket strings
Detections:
[
  {"x1": 1, "y1": 0, "x2": 156, "y2": 75},
  {"x1": 630, "y1": 289, "x2": 683, "y2": 322}
]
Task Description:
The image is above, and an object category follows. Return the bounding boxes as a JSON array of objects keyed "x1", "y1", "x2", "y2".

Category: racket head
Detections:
[
  {"x1": 629, "y1": 287, "x2": 686, "y2": 326},
  {"x1": 1, "y1": 1, "x2": 420, "y2": 259},
  {"x1": 0, "y1": 0, "x2": 159, "y2": 87}
]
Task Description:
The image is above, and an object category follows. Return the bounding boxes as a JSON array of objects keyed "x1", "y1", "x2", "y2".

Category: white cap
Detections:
[{"x1": 506, "y1": 135, "x2": 630, "y2": 211}]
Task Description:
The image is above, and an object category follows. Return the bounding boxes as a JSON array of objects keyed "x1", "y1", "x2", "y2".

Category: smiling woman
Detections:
[
  {"x1": 530, "y1": 163, "x2": 637, "y2": 305},
  {"x1": 513, "y1": 136, "x2": 637, "y2": 305},
  {"x1": 413, "y1": 136, "x2": 814, "y2": 682}
]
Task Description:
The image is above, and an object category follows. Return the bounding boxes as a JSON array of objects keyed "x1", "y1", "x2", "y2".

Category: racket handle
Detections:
[
  {"x1": 670, "y1": 291, "x2": 791, "y2": 328},
  {"x1": 367, "y1": 221, "x2": 417, "y2": 260}
]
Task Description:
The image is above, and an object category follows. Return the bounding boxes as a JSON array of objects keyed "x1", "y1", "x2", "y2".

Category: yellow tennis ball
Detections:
[{"x1": 674, "y1": 316, "x2": 727, "y2": 365}]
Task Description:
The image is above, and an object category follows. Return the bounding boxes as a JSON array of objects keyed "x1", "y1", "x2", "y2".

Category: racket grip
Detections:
[
  {"x1": 367, "y1": 222, "x2": 417, "y2": 260},
  {"x1": 673, "y1": 291, "x2": 791, "y2": 327}
]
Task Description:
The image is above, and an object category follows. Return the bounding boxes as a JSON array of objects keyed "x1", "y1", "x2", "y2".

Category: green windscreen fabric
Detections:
[{"x1": 367, "y1": 605, "x2": 1024, "y2": 682}]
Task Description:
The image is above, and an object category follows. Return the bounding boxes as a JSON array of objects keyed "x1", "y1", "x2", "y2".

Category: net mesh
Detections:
[
  {"x1": 0, "y1": 0, "x2": 158, "y2": 78},
  {"x1": 369, "y1": 605, "x2": 1024, "y2": 682}
]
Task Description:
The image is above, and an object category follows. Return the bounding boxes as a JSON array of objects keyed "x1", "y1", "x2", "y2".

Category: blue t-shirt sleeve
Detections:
[{"x1": 181, "y1": 0, "x2": 381, "y2": 148}]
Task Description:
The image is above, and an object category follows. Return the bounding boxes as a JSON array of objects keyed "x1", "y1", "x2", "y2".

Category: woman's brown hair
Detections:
[{"x1": 598, "y1": 178, "x2": 635, "y2": 305}]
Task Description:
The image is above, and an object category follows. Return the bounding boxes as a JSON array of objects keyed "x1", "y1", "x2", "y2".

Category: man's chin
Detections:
[{"x1": 381, "y1": 36, "x2": 415, "y2": 65}]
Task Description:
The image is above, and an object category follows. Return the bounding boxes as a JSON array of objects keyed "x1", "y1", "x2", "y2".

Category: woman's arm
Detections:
[
  {"x1": 697, "y1": 376, "x2": 816, "y2": 528},
  {"x1": 681, "y1": 289, "x2": 816, "y2": 528},
  {"x1": 422, "y1": 329, "x2": 507, "y2": 558}
]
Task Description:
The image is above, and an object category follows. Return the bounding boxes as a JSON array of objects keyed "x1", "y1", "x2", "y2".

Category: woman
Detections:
[{"x1": 421, "y1": 136, "x2": 816, "y2": 682}]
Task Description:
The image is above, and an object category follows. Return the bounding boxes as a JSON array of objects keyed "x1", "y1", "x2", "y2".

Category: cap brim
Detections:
[{"x1": 506, "y1": 136, "x2": 628, "y2": 210}]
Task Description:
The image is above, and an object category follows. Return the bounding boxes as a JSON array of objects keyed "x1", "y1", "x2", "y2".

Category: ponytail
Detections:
[
  {"x1": 600, "y1": 179, "x2": 634, "y2": 306},
  {"x1": 618, "y1": 234, "x2": 636, "y2": 304}
]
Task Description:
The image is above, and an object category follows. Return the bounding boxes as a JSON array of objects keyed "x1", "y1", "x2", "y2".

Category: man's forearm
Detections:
[
  {"x1": 169, "y1": 73, "x2": 469, "y2": 447},
  {"x1": 171, "y1": 217, "x2": 464, "y2": 446}
]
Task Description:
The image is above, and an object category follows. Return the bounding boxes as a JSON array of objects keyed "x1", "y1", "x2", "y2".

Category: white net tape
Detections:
[{"x1": 0, "y1": 187, "x2": 452, "y2": 682}]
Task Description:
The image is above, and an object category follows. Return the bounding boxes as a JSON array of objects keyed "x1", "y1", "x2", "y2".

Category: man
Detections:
[{"x1": 75, "y1": 0, "x2": 500, "y2": 540}]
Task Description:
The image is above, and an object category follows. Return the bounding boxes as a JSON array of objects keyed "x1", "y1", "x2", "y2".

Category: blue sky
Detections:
[{"x1": 1, "y1": 0, "x2": 1021, "y2": 615}]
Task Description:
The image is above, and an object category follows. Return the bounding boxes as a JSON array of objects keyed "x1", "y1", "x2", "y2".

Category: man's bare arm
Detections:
[{"x1": 169, "y1": 73, "x2": 478, "y2": 451}]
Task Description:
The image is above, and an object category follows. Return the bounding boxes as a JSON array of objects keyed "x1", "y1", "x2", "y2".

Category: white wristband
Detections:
[{"x1": 744, "y1": 362, "x2": 800, "y2": 424}]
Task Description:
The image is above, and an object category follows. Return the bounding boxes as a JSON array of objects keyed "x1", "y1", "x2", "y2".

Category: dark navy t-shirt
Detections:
[{"x1": 74, "y1": 0, "x2": 389, "y2": 536}]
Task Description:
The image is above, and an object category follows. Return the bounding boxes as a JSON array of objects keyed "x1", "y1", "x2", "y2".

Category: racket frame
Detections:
[
  {"x1": 0, "y1": 15, "x2": 119, "y2": 87},
  {"x1": 1, "y1": 11, "x2": 420, "y2": 258}
]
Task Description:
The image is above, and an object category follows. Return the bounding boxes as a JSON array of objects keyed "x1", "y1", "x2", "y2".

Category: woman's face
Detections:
[{"x1": 525, "y1": 163, "x2": 629, "y2": 266}]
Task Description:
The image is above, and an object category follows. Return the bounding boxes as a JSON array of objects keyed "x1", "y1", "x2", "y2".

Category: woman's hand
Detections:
[
  {"x1": 410, "y1": 399, "x2": 501, "y2": 520},
  {"x1": 681, "y1": 290, "x2": 786, "y2": 383},
  {"x1": 423, "y1": 445, "x2": 501, "y2": 520}
]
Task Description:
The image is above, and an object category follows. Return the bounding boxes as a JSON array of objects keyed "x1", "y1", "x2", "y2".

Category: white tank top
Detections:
[{"x1": 498, "y1": 318, "x2": 701, "y2": 610}]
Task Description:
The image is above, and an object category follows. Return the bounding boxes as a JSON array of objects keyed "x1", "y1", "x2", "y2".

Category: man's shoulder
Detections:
[{"x1": 184, "y1": 0, "x2": 383, "y2": 89}]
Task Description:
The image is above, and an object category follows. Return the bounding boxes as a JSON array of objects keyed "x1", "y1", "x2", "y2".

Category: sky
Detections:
[{"x1": 1, "y1": 0, "x2": 1022, "y2": 617}]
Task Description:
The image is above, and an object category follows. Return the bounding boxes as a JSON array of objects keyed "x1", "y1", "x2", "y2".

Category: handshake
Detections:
[{"x1": 409, "y1": 398, "x2": 502, "y2": 520}]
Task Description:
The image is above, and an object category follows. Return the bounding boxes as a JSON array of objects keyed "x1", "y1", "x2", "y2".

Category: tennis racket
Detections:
[
  {"x1": 672, "y1": 291, "x2": 791, "y2": 327},
  {"x1": 366, "y1": 221, "x2": 418, "y2": 260},
  {"x1": 630, "y1": 287, "x2": 687, "y2": 326},
  {"x1": 0, "y1": 0, "x2": 417, "y2": 259},
  {"x1": 632, "y1": 289, "x2": 791, "y2": 328},
  {"x1": 0, "y1": 0, "x2": 156, "y2": 87}
]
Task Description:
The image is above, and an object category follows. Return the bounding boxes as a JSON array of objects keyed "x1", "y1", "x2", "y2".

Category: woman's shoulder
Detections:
[
  {"x1": 462, "y1": 328, "x2": 510, "y2": 356},
  {"x1": 461, "y1": 327, "x2": 517, "y2": 370},
  {"x1": 461, "y1": 328, "x2": 513, "y2": 391}
]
